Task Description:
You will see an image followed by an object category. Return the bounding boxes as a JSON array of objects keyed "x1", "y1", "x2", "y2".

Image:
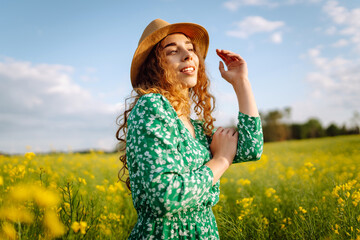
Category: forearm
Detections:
[
  {"x1": 205, "y1": 157, "x2": 230, "y2": 186},
  {"x1": 233, "y1": 78, "x2": 259, "y2": 117}
]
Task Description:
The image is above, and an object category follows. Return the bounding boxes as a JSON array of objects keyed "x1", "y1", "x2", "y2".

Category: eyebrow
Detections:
[{"x1": 163, "y1": 40, "x2": 193, "y2": 49}]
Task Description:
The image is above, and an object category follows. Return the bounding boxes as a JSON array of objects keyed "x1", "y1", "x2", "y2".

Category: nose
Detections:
[{"x1": 182, "y1": 49, "x2": 193, "y2": 62}]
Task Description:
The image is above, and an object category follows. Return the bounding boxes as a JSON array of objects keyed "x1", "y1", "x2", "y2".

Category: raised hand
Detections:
[{"x1": 216, "y1": 49, "x2": 248, "y2": 86}]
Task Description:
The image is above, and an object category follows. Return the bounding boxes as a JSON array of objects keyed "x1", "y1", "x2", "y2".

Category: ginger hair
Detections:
[{"x1": 116, "y1": 34, "x2": 215, "y2": 191}]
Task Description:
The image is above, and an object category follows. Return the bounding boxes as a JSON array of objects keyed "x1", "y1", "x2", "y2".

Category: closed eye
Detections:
[{"x1": 167, "y1": 50, "x2": 177, "y2": 55}]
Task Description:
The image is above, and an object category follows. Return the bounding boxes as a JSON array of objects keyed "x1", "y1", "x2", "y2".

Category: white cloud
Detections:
[
  {"x1": 292, "y1": 47, "x2": 360, "y2": 126},
  {"x1": 323, "y1": 0, "x2": 360, "y2": 51},
  {"x1": 223, "y1": 0, "x2": 322, "y2": 10},
  {"x1": 223, "y1": 0, "x2": 278, "y2": 11},
  {"x1": 286, "y1": 0, "x2": 322, "y2": 3},
  {"x1": 324, "y1": 26, "x2": 337, "y2": 35},
  {"x1": 227, "y1": 16, "x2": 285, "y2": 40},
  {"x1": 331, "y1": 39, "x2": 348, "y2": 47},
  {"x1": 0, "y1": 58, "x2": 122, "y2": 154},
  {"x1": 270, "y1": 31, "x2": 283, "y2": 43}
]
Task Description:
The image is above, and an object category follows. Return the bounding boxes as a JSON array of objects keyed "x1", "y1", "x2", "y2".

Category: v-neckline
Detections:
[
  {"x1": 156, "y1": 93, "x2": 197, "y2": 140},
  {"x1": 179, "y1": 117, "x2": 197, "y2": 140}
]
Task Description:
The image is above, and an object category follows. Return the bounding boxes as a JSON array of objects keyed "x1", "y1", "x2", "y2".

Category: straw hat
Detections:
[{"x1": 130, "y1": 19, "x2": 209, "y2": 88}]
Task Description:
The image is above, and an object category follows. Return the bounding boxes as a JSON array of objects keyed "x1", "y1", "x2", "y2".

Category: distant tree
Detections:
[
  {"x1": 283, "y1": 107, "x2": 292, "y2": 123},
  {"x1": 262, "y1": 110, "x2": 288, "y2": 142},
  {"x1": 349, "y1": 111, "x2": 360, "y2": 134},
  {"x1": 289, "y1": 123, "x2": 303, "y2": 139},
  {"x1": 340, "y1": 124, "x2": 348, "y2": 135},
  {"x1": 326, "y1": 123, "x2": 341, "y2": 136},
  {"x1": 303, "y1": 118, "x2": 325, "y2": 138}
]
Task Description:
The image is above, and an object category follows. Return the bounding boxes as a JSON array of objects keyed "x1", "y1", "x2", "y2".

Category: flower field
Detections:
[{"x1": 0, "y1": 134, "x2": 359, "y2": 239}]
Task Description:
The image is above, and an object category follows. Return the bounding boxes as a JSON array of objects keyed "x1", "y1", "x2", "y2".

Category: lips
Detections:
[{"x1": 180, "y1": 66, "x2": 196, "y2": 74}]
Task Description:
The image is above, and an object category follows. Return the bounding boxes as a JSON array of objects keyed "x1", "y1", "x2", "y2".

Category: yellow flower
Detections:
[
  {"x1": 71, "y1": 221, "x2": 80, "y2": 233},
  {"x1": 286, "y1": 167, "x2": 295, "y2": 179},
  {"x1": 71, "y1": 221, "x2": 87, "y2": 234},
  {"x1": 78, "y1": 177, "x2": 87, "y2": 185},
  {"x1": 237, "y1": 179, "x2": 251, "y2": 186},
  {"x1": 24, "y1": 152, "x2": 36, "y2": 160},
  {"x1": 304, "y1": 162, "x2": 314, "y2": 168},
  {"x1": 311, "y1": 207, "x2": 318, "y2": 212},
  {"x1": 9, "y1": 184, "x2": 32, "y2": 202},
  {"x1": 80, "y1": 221, "x2": 87, "y2": 234},
  {"x1": 2, "y1": 222, "x2": 17, "y2": 240},
  {"x1": 221, "y1": 177, "x2": 228, "y2": 184},
  {"x1": 33, "y1": 187, "x2": 60, "y2": 209},
  {"x1": 96, "y1": 185, "x2": 105, "y2": 192},
  {"x1": 299, "y1": 206, "x2": 307, "y2": 214},
  {"x1": 237, "y1": 197, "x2": 254, "y2": 208},
  {"x1": 43, "y1": 211, "x2": 65, "y2": 237},
  {"x1": 265, "y1": 188, "x2": 276, "y2": 198},
  {"x1": 219, "y1": 194, "x2": 226, "y2": 200},
  {"x1": 263, "y1": 217, "x2": 269, "y2": 225},
  {"x1": 0, "y1": 206, "x2": 33, "y2": 223},
  {"x1": 333, "y1": 224, "x2": 339, "y2": 234},
  {"x1": 109, "y1": 185, "x2": 116, "y2": 193},
  {"x1": 0, "y1": 176, "x2": 3, "y2": 186}
]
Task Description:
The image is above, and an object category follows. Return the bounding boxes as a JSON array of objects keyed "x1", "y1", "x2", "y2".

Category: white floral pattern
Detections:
[{"x1": 126, "y1": 93, "x2": 263, "y2": 239}]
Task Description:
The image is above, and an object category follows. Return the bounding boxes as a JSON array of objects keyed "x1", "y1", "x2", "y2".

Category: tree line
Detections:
[{"x1": 259, "y1": 107, "x2": 360, "y2": 142}]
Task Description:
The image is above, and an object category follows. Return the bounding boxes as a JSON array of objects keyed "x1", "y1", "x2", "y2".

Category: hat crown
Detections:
[{"x1": 138, "y1": 19, "x2": 170, "y2": 46}]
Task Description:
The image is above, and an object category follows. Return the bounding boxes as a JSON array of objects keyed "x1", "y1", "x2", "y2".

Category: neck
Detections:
[{"x1": 177, "y1": 88, "x2": 191, "y2": 118}]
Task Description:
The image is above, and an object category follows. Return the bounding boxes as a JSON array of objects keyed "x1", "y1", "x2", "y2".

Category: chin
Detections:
[{"x1": 182, "y1": 78, "x2": 198, "y2": 89}]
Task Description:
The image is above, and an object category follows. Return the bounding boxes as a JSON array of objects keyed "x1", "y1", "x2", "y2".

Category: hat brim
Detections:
[{"x1": 130, "y1": 22, "x2": 209, "y2": 88}]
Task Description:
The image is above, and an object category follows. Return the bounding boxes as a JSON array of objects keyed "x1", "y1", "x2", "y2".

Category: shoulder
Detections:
[
  {"x1": 136, "y1": 93, "x2": 168, "y2": 108},
  {"x1": 129, "y1": 93, "x2": 175, "y2": 121}
]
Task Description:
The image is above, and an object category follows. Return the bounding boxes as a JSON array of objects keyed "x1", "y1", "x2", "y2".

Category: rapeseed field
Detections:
[{"x1": 0, "y1": 135, "x2": 359, "y2": 239}]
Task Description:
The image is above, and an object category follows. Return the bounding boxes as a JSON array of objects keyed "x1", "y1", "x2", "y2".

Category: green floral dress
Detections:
[{"x1": 126, "y1": 93, "x2": 263, "y2": 239}]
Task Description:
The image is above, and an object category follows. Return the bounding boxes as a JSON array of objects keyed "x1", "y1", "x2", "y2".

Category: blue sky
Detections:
[{"x1": 1, "y1": 0, "x2": 359, "y2": 153}]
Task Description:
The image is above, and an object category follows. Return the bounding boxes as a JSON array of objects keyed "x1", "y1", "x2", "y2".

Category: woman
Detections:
[{"x1": 116, "y1": 19, "x2": 263, "y2": 239}]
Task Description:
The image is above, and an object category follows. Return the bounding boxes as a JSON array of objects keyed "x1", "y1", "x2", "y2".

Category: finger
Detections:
[
  {"x1": 214, "y1": 127, "x2": 224, "y2": 135},
  {"x1": 225, "y1": 128, "x2": 235, "y2": 135},
  {"x1": 216, "y1": 49, "x2": 232, "y2": 62},
  {"x1": 216, "y1": 51, "x2": 231, "y2": 65},
  {"x1": 218, "y1": 51, "x2": 232, "y2": 61},
  {"x1": 218, "y1": 49, "x2": 245, "y2": 62},
  {"x1": 224, "y1": 53, "x2": 244, "y2": 62},
  {"x1": 229, "y1": 129, "x2": 236, "y2": 136},
  {"x1": 218, "y1": 52, "x2": 241, "y2": 64},
  {"x1": 228, "y1": 54, "x2": 245, "y2": 62},
  {"x1": 220, "y1": 49, "x2": 236, "y2": 55},
  {"x1": 219, "y1": 61, "x2": 226, "y2": 76},
  {"x1": 218, "y1": 53, "x2": 228, "y2": 63},
  {"x1": 231, "y1": 129, "x2": 238, "y2": 136}
]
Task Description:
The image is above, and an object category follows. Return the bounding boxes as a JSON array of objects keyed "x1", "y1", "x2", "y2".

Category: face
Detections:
[{"x1": 160, "y1": 33, "x2": 199, "y2": 89}]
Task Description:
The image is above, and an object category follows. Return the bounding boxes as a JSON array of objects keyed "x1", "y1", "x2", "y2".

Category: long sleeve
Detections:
[
  {"x1": 126, "y1": 94, "x2": 214, "y2": 217},
  {"x1": 233, "y1": 111, "x2": 263, "y2": 163},
  {"x1": 206, "y1": 111, "x2": 263, "y2": 164}
]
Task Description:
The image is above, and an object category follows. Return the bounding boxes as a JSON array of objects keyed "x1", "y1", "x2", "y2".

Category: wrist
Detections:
[
  {"x1": 232, "y1": 78, "x2": 251, "y2": 93},
  {"x1": 212, "y1": 156, "x2": 231, "y2": 168}
]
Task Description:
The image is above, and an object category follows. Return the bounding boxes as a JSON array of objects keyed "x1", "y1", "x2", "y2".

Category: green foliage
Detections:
[{"x1": 260, "y1": 108, "x2": 360, "y2": 142}]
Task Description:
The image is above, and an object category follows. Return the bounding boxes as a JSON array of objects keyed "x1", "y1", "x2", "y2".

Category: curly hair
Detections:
[{"x1": 116, "y1": 34, "x2": 216, "y2": 191}]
